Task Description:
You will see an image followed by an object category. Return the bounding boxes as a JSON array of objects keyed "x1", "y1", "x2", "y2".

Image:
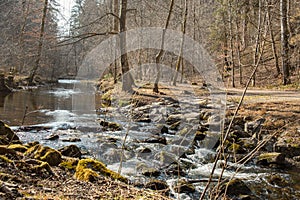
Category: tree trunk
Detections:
[
  {"x1": 235, "y1": 2, "x2": 243, "y2": 86},
  {"x1": 252, "y1": 0, "x2": 264, "y2": 87},
  {"x1": 228, "y1": 0, "x2": 235, "y2": 88},
  {"x1": 119, "y1": 0, "x2": 133, "y2": 92},
  {"x1": 153, "y1": 0, "x2": 174, "y2": 93},
  {"x1": 266, "y1": 0, "x2": 280, "y2": 76},
  {"x1": 173, "y1": 0, "x2": 188, "y2": 86},
  {"x1": 28, "y1": 0, "x2": 48, "y2": 85},
  {"x1": 242, "y1": 1, "x2": 249, "y2": 50},
  {"x1": 280, "y1": 0, "x2": 290, "y2": 85},
  {"x1": 113, "y1": 0, "x2": 119, "y2": 84}
]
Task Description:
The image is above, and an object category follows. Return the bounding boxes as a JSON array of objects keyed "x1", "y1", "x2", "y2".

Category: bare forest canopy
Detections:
[{"x1": 0, "y1": 0, "x2": 299, "y2": 88}]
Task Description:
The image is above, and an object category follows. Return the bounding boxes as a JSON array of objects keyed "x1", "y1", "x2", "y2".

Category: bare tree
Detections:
[
  {"x1": 280, "y1": 0, "x2": 290, "y2": 85},
  {"x1": 267, "y1": 0, "x2": 281, "y2": 77},
  {"x1": 172, "y1": 0, "x2": 188, "y2": 86},
  {"x1": 153, "y1": 0, "x2": 175, "y2": 93},
  {"x1": 119, "y1": 0, "x2": 133, "y2": 92},
  {"x1": 228, "y1": 0, "x2": 235, "y2": 87},
  {"x1": 28, "y1": 0, "x2": 48, "y2": 85}
]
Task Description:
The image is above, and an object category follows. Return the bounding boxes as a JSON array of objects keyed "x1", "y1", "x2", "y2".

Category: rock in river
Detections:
[
  {"x1": 256, "y1": 152, "x2": 286, "y2": 166},
  {"x1": 0, "y1": 121, "x2": 20, "y2": 145},
  {"x1": 98, "y1": 119, "x2": 122, "y2": 131},
  {"x1": 59, "y1": 145, "x2": 82, "y2": 158}
]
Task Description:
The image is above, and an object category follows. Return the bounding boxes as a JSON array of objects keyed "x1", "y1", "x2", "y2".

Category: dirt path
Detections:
[{"x1": 226, "y1": 88, "x2": 300, "y2": 103}]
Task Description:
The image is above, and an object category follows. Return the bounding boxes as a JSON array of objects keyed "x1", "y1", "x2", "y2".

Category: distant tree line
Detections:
[
  {"x1": 0, "y1": 0, "x2": 299, "y2": 87},
  {"x1": 0, "y1": 0, "x2": 62, "y2": 83}
]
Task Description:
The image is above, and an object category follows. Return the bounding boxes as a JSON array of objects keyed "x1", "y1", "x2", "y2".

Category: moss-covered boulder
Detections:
[
  {"x1": 25, "y1": 144, "x2": 62, "y2": 166},
  {"x1": 59, "y1": 157, "x2": 79, "y2": 171},
  {"x1": 174, "y1": 179, "x2": 195, "y2": 193},
  {"x1": 256, "y1": 152, "x2": 286, "y2": 166},
  {"x1": 98, "y1": 119, "x2": 122, "y2": 131},
  {"x1": 0, "y1": 121, "x2": 20, "y2": 144},
  {"x1": 74, "y1": 158, "x2": 127, "y2": 182}
]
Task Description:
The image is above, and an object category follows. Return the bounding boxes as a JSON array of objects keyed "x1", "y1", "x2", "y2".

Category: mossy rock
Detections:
[
  {"x1": 221, "y1": 179, "x2": 252, "y2": 197},
  {"x1": 59, "y1": 157, "x2": 79, "y2": 171},
  {"x1": 267, "y1": 174, "x2": 289, "y2": 187},
  {"x1": 228, "y1": 143, "x2": 243, "y2": 154},
  {"x1": 174, "y1": 179, "x2": 195, "y2": 193},
  {"x1": 74, "y1": 158, "x2": 127, "y2": 182},
  {"x1": 136, "y1": 163, "x2": 160, "y2": 177},
  {"x1": 145, "y1": 179, "x2": 169, "y2": 191},
  {"x1": 25, "y1": 144, "x2": 62, "y2": 166},
  {"x1": 101, "y1": 90, "x2": 112, "y2": 106},
  {"x1": 31, "y1": 161, "x2": 54, "y2": 175},
  {"x1": 8, "y1": 144, "x2": 28, "y2": 153},
  {"x1": 0, "y1": 121, "x2": 20, "y2": 144},
  {"x1": 98, "y1": 119, "x2": 122, "y2": 131},
  {"x1": 257, "y1": 152, "x2": 286, "y2": 166}
]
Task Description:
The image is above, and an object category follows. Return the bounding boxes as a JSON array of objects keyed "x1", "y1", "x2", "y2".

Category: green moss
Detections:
[
  {"x1": 229, "y1": 143, "x2": 240, "y2": 153},
  {"x1": 8, "y1": 144, "x2": 28, "y2": 152},
  {"x1": 25, "y1": 144, "x2": 62, "y2": 166},
  {"x1": 75, "y1": 158, "x2": 127, "y2": 182},
  {"x1": 59, "y1": 158, "x2": 78, "y2": 171},
  {"x1": 118, "y1": 99, "x2": 130, "y2": 107},
  {"x1": 291, "y1": 143, "x2": 300, "y2": 148},
  {"x1": 101, "y1": 90, "x2": 113, "y2": 106},
  {"x1": 0, "y1": 155, "x2": 12, "y2": 163},
  {"x1": 258, "y1": 152, "x2": 282, "y2": 161}
]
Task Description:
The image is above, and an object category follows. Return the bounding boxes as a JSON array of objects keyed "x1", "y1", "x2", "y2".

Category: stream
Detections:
[{"x1": 0, "y1": 80, "x2": 299, "y2": 200}]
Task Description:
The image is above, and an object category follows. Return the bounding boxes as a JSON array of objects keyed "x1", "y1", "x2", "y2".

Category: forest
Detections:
[
  {"x1": 0, "y1": 0, "x2": 300, "y2": 200},
  {"x1": 0, "y1": 0, "x2": 299, "y2": 87}
]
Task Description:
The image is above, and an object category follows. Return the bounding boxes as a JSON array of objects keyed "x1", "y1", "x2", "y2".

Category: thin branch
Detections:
[
  {"x1": 73, "y1": 12, "x2": 120, "y2": 31},
  {"x1": 57, "y1": 31, "x2": 118, "y2": 47}
]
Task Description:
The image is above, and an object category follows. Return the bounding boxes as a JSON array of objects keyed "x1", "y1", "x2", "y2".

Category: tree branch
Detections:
[{"x1": 57, "y1": 31, "x2": 118, "y2": 47}]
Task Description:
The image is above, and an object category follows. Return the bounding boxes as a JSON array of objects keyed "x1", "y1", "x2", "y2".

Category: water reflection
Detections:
[
  {"x1": 0, "y1": 80, "x2": 93, "y2": 126},
  {"x1": 0, "y1": 93, "x2": 9, "y2": 107}
]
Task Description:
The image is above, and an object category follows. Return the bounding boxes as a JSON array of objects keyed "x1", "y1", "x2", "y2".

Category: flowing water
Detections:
[{"x1": 0, "y1": 80, "x2": 299, "y2": 200}]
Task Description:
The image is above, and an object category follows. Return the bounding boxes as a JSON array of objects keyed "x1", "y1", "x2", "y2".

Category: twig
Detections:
[{"x1": 21, "y1": 106, "x2": 28, "y2": 125}]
